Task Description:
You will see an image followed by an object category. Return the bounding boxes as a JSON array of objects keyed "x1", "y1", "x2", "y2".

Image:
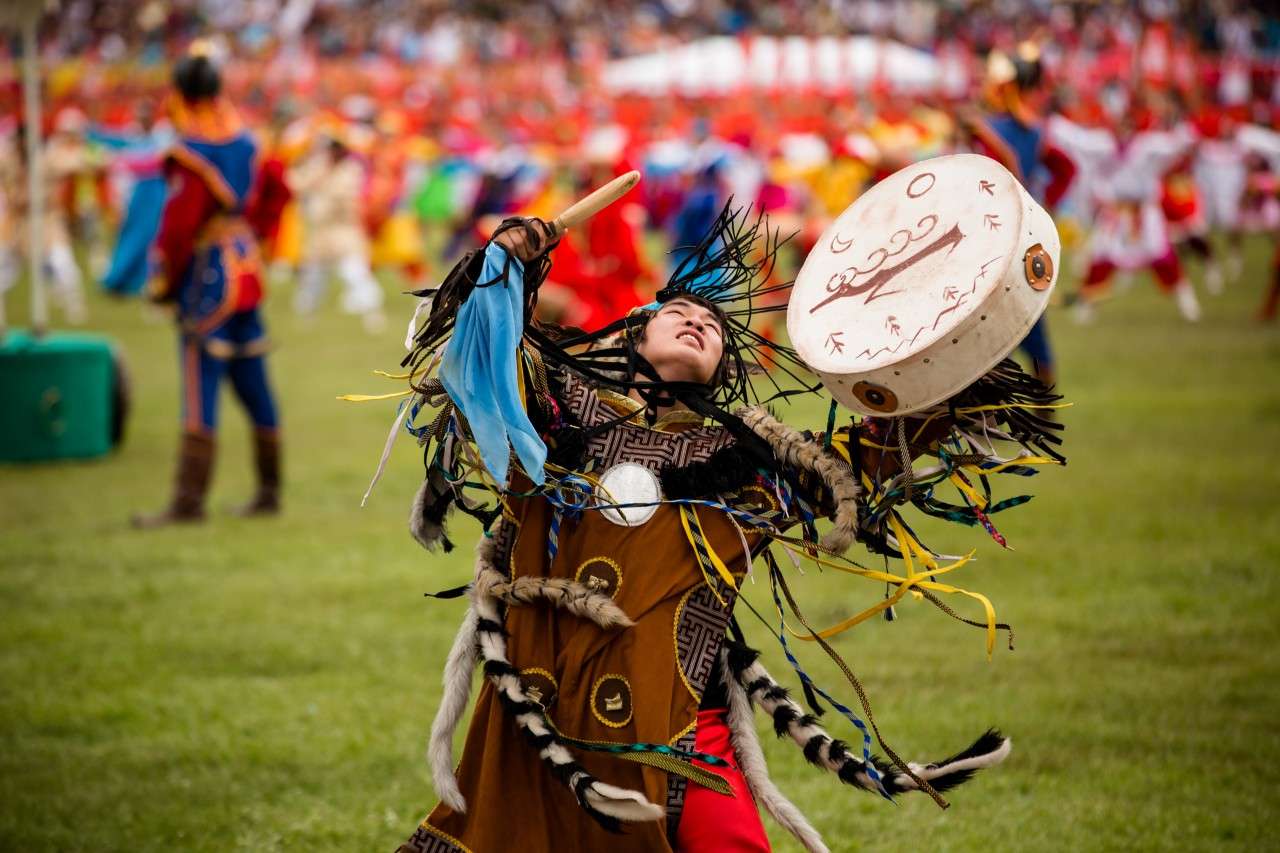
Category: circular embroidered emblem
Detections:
[
  {"x1": 575, "y1": 556, "x2": 622, "y2": 598},
  {"x1": 519, "y1": 667, "x2": 558, "y2": 711},
  {"x1": 734, "y1": 484, "x2": 780, "y2": 515},
  {"x1": 590, "y1": 674, "x2": 633, "y2": 728},
  {"x1": 597, "y1": 462, "x2": 661, "y2": 527}
]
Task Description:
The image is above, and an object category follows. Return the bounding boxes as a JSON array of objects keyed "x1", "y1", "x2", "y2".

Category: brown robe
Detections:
[{"x1": 399, "y1": 374, "x2": 775, "y2": 853}]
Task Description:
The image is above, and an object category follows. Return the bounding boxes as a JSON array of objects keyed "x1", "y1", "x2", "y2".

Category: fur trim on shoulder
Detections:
[{"x1": 736, "y1": 406, "x2": 860, "y2": 554}]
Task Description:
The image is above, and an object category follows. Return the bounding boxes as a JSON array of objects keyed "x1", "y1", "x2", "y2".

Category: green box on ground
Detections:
[{"x1": 0, "y1": 329, "x2": 123, "y2": 462}]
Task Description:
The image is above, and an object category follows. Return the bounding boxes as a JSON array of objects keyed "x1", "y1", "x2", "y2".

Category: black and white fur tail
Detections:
[
  {"x1": 721, "y1": 648, "x2": 830, "y2": 853},
  {"x1": 469, "y1": 532, "x2": 663, "y2": 831},
  {"x1": 724, "y1": 641, "x2": 1010, "y2": 799},
  {"x1": 877, "y1": 727, "x2": 1011, "y2": 795}
]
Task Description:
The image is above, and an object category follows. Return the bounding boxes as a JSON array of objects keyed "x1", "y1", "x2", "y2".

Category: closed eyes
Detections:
[{"x1": 665, "y1": 305, "x2": 723, "y2": 338}]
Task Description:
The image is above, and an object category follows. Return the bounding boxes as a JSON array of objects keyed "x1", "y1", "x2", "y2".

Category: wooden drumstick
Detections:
[{"x1": 550, "y1": 170, "x2": 641, "y2": 236}]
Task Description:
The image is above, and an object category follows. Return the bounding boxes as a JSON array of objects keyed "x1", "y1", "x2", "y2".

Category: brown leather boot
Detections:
[
  {"x1": 233, "y1": 429, "x2": 281, "y2": 517},
  {"x1": 133, "y1": 432, "x2": 215, "y2": 528}
]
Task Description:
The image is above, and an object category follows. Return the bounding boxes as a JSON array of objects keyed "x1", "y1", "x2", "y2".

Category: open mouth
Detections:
[{"x1": 676, "y1": 330, "x2": 704, "y2": 351}]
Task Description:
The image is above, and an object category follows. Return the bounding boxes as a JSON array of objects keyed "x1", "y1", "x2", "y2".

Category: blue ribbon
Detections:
[
  {"x1": 546, "y1": 475, "x2": 593, "y2": 565},
  {"x1": 766, "y1": 567, "x2": 890, "y2": 799},
  {"x1": 439, "y1": 243, "x2": 547, "y2": 485},
  {"x1": 539, "y1": 475, "x2": 778, "y2": 532}
]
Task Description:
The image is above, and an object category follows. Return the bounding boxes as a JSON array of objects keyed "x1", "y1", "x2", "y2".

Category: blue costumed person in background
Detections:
[
  {"x1": 961, "y1": 43, "x2": 1076, "y2": 387},
  {"x1": 133, "y1": 46, "x2": 288, "y2": 528},
  {"x1": 92, "y1": 100, "x2": 174, "y2": 297}
]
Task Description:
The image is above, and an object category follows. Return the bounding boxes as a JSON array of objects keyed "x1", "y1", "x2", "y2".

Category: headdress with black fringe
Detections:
[{"x1": 405, "y1": 200, "x2": 816, "y2": 439}]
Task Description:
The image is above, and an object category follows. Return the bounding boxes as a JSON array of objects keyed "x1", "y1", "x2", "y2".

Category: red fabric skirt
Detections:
[{"x1": 675, "y1": 709, "x2": 771, "y2": 852}]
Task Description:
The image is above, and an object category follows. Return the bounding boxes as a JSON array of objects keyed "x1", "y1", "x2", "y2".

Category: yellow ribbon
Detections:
[
  {"x1": 336, "y1": 390, "x2": 414, "y2": 402},
  {"x1": 342, "y1": 352, "x2": 442, "y2": 401},
  {"x1": 772, "y1": 536, "x2": 996, "y2": 657},
  {"x1": 948, "y1": 473, "x2": 988, "y2": 510},
  {"x1": 957, "y1": 456, "x2": 1061, "y2": 474},
  {"x1": 680, "y1": 506, "x2": 739, "y2": 603},
  {"x1": 761, "y1": 509, "x2": 996, "y2": 656}
]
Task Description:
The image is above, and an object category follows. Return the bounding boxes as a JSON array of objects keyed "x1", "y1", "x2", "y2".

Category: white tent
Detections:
[{"x1": 602, "y1": 35, "x2": 940, "y2": 97}]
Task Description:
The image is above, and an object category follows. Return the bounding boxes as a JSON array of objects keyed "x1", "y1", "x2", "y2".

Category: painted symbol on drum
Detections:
[
  {"x1": 979, "y1": 179, "x2": 995, "y2": 196},
  {"x1": 974, "y1": 255, "x2": 1000, "y2": 282},
  {"x1": 810, "y1": 218, "x2": 963, "y2": 313},
  {"x1": 885, "y1": 316, "x2": 900, "y2": 336},
  {"x1": 906, "y1": 172, "x2": 936, "y2": 198},
  {"x1": 826, "y1": 332, "x2": 845, "y2": 354},
  {"x1": 984, "y1": 213, "x2": 1001, "y2": 231},
  {"x1": 830, "y1": 232, "x2": 854, "y2": 253},
  {"x1": 864, "y1": 255, "x2": 1004, "y2": 360}
]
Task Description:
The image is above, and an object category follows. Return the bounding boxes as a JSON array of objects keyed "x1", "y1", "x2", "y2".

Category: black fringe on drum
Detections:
[{"x1": 954, "y1": 358, "x2": 1066, "y2": 463}]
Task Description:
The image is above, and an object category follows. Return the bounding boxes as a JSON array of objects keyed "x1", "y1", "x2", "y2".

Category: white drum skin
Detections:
[{"x1": 787, "y1": 153, "x2": 1060, "y2": 416}]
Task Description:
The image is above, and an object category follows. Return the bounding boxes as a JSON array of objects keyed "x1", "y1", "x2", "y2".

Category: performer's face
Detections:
[{"x1": 637, "y1": 298, "x2": 725, "y2": 386}]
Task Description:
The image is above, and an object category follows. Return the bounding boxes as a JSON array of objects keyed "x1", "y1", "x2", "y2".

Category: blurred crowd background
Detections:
[
  {"x1": 2, "y1": 5, "x2": 1280, "y2": 850},
  {"x1": 2, "y1": 0, "x2": 1279, "y2": 334}
]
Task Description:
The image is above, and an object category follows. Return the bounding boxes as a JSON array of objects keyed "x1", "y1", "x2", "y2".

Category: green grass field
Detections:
[{"x1": 2, "y1": 239, "x2": 1279, "y2": 852}]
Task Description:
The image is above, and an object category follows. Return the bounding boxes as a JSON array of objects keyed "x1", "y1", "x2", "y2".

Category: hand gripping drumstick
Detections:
[{"x1": 550, "y1": 170, "x2": 641, "y2": 236}]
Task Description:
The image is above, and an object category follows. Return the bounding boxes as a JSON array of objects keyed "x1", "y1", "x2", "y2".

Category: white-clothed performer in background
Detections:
[
  {"x1": 288, "y1": 130, "x2": 386, "y2": 333},
  {"x1": 1236, "y1": 123, "x2": 1280, "y2": 322},
  {"x1": 1194, "y1": 119, "x2": 1249, "y2": 284},
  {"x1": 1048, "y1": 113, "x2": 1202, "y2": 323},
  {"x1": 0, "y1": 113, "x2": 90, "y2": 325}
]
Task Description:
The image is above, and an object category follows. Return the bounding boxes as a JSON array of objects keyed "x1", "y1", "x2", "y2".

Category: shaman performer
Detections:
[
  {"x1": 380, "y1": 167, "x2": 1066, "y2": 852},
  {"x1": 1237, "y1": 123, "x2": 1280, "y2": 323},
  {"x1": 134, "y1": 48, "x2": 287, "y2": 527}
]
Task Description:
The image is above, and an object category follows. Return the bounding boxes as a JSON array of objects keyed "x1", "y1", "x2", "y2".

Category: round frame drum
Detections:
[{"x1": 787, "y1": 153, "x2": 1060, "y2": 416}]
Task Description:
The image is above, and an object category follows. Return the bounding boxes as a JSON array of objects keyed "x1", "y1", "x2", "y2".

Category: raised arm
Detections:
[
  {"x1": 772, "y1": 357, "x2": 1064, "y2": 561},
  {"x1": 491, "y1": 217, "x2": 559, "y2": 263}
]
